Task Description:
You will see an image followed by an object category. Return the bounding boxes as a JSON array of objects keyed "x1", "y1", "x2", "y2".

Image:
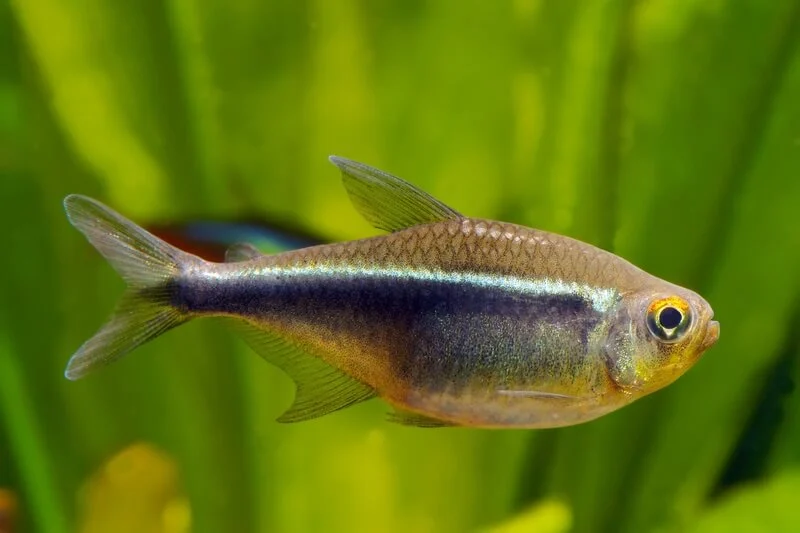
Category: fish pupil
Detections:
[{"x1": 659, "y1": 306, "x2": 682, "y2": 329}]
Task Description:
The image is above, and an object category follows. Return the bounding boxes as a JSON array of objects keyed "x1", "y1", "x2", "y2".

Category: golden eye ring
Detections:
[{"x1": 646, "y1": 297, "x2": 691, "y2": 343}]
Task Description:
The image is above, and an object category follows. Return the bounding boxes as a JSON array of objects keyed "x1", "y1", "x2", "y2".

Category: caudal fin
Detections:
[{"x1": 63, "y1": 195, "x2": 193, "y2": 380}]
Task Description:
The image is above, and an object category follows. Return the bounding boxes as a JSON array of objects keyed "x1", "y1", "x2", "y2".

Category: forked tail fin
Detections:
[{"x1": 63, "y1": 195, "x2": 194, "y2": 380}]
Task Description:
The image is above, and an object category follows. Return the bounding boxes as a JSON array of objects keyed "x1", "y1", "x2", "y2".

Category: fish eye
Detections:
[
  {"x1": 646, "y1": 297, "x2": 691, "y2": 342},
  {"x1": 659, "y1": 306, "x2": 682, "y2": 329}
]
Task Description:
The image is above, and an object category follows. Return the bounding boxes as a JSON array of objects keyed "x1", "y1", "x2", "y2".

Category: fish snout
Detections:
[{"x1": 702, "y1": 320, "x2": 720, "y2": 350}]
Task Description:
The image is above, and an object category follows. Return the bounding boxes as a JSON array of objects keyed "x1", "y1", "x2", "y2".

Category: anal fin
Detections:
[{"x1": 227, "y1": 319, "x2": 376, "y2": 422}]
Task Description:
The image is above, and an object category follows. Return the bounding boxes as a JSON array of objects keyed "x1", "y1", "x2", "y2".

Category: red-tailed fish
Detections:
[
  {"x1": 148, "y1": 218, "x2": 325, "y2": 262},
  {"x1": 63, "y1": 157, "x2": 719, "y2": 428}
]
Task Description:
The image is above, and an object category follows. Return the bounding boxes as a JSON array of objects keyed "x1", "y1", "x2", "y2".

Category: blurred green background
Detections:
[{"x1": 2, "y1": 0, "x2": 800, "y2": 532}]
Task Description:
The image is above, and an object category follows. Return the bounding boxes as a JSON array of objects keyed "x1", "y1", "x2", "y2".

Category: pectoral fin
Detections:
[
  {"x1": 228, "y1": 320, "x2": 376, "y2": 422},
  {"x1": 497, "y1": 390, "x2": 578, "y2": 400}
]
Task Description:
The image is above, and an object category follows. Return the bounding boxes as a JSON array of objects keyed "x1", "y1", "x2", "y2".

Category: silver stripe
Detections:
[{"x1": 224, "y1": 263, "x2": 620, "y2": 312}]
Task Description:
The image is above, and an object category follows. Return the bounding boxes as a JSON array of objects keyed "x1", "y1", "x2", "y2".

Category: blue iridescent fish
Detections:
[
  {"x1": 148, "y1": 219, "x2": 324, "y2": 262},
  {"x1": 63, "y1": 157, "x2": 719, "y2": 428}
]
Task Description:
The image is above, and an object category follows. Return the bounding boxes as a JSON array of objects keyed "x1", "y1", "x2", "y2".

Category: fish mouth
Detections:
[{"x1": 701, "y1": 320, "x2": 720, "y2": 350}]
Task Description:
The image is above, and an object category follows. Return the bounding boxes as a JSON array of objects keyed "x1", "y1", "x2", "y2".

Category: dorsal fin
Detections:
[
  {"x1": 329, "y1": 156, "x2": 462, "y2": 232},
  {"x1": 225, "y1": 242, "x2": 263, "y2": 262},
  {"x1": 227, "y1": 319, "x2": 376, "y2": 422}
]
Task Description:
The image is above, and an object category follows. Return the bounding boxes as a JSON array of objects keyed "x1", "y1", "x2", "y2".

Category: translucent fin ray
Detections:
[
  {"x1": 64, "y1": 195, "x2": 188, "y2": 287},
  {"x1": 387, "y1": 409, "x2": 456, "y2": 428},
  {"x1": 65, "y1": 291, "x2": 185, "y2": 380},
  {"x1": 497, "y1": 390, "x2": 578, "y2": 400},
  {"x1": 329, "y1": 156, "x2": 462, "y2": 232},
  {"x1": 227, "y1": 319, "x2": 376, "y2": 422},
  {"x1": 63, "y1": 195, "x2": 191, "y2": 379}
]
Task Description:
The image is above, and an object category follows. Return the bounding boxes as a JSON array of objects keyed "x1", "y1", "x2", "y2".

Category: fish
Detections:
[
  {"x1": 148, "y1": 218, "x2": 325, "y2": 262},
  {"x1": 63, "y1": 156, "x2": 719, "y2": 428}
]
